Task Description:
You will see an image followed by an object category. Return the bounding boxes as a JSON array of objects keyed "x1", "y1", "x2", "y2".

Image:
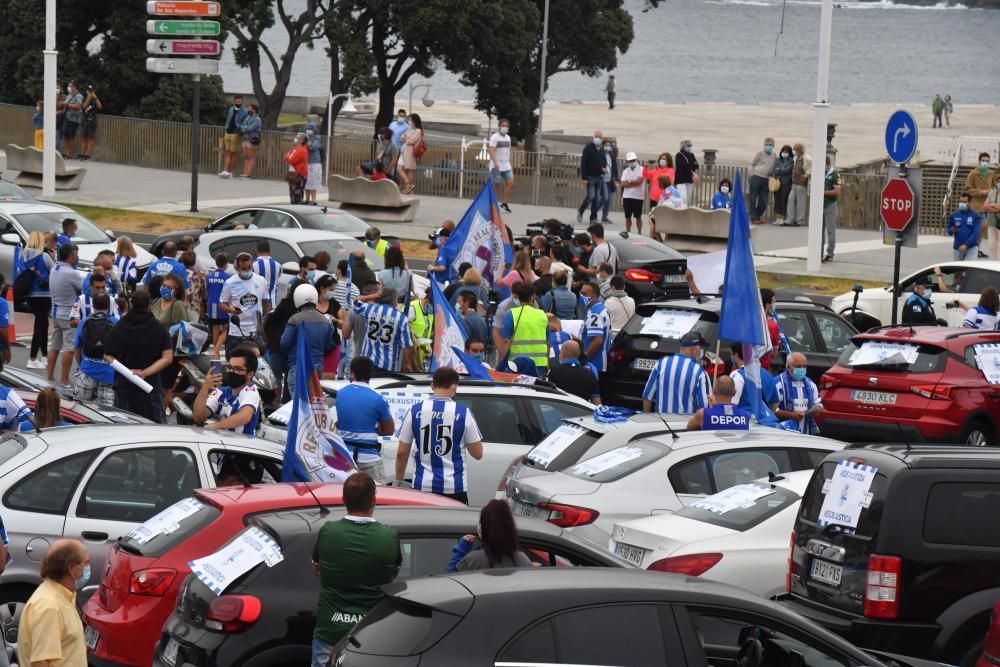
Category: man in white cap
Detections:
[{"x1": 619, "y1": 151, "x2": 646, "y2": 235}]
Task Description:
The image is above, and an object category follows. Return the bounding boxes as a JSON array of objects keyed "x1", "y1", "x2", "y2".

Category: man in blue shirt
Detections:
[
  {"x1": 335, "y1": 357, "x2": 395, "y2": 483},
  {"x1": 253, "y1": 240, "x2": 281, "y2": 306},
  {"x1": 580, "y1": 281, "x2": 611, "y2": 372},
  {"x1": 388, "y1": 109, "x2": 410, "y2": 150},
  {"x1": 57, "y1": 218, "x2": 76, "y2": 247},
  {"x1": 193, "y1": 347, "x2": 261, "y2": 436},
  {"x1": 729, "y1": 343, "x2": 779, "y2": 413},
  {"x1": 141, "y1": 242, "x2": 191, "y2": 289},
  {"x1": 206, "y1": 252, "x2": 230, "y2": 355},
  {"x1": 457, "y1": 291, "x2": 488, "y2": 343},
  {"x1": 946, "y1": 193, "x2": 982, "y2": 261},
  {"x1": 642, "y1": 331, "x2": 711, "y2": 414},
  {"x1": 73, "y1": 292, "x2": 117, "y2": 405},
  {"x1": 687, "y1": 376, "x2": 751, "y2": 431},
  {"x1": 220, "y1": 95, "x2": 249, "y2": 178}
]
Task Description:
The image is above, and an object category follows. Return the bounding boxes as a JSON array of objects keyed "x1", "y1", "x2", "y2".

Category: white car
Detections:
[
  {"x1": 609, "y1": 469, "x2": 813, "y2": 598},
  {"x1": 505, "y1": 415, "x2": 844, "y2": 545},
  {"x1": 830, "y1": 260, "x2": 1000, "y2": 328},
  {"x1": 259, "y1": 375, "x2": 597, "y2": 506}
]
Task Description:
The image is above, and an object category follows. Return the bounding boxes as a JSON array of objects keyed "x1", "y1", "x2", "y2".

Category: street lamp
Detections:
[
  {"x1": 408, "y1": 82, "x2": 433, "y2": 115},
  {"x1": 532, "y1": 0, "x2": 551, "y2": 205},
  {"x1": 326, "y1": 92, "x2": 357, "y2": 184},
  {"x1": 42, "y1": 0, "x2": 57, "y2": 197}
]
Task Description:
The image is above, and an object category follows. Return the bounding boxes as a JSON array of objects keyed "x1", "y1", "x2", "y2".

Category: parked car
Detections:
[
  {"x1": 784, "y1": 443, "x2": 1000, "y2": 666},
  {"x1": 0, "y1": 178, "x2": 34, "y2": 202},
  {"x1": 602, "y1": 298, "x2": 858, "y2": 409},
  {"x1": 149, "y1": 205, "x2": 400, "y2": 256},
  {"x1": 153, "y1": 507, "x2": 633, "y2": 667},
  {"x1": 0, "y1": 201, "x2": 155, "y2": 283},
  {"x1": 260, "y1": 375, "x2": 597, "y2": 506},
  {"x1": 0, "y1": 424, "x2": 285, "y2": 660},
  {"x1": 830, "y1": 261, "x2": 1000, "y2": 329},
  {"x1": 602, "y1": 233, "x2": 689, "y2": 303},
  {"x1": 328, "y1": 568, "x2": 938, "y2": 667},
  {"x1": 977, "y1": 599, "x2": 1000, "y2": 667},
  {"x1": 503, "y1": 413, "x2": 844, "y2": 544},
  {"x1": 609, "y1": 470, "x2": 812, "y2": 597},
  {"x1": 817, "y1": 326, "x2": 1000, "y2": 446},
  {"x1": 83, "y1": 484, "x2": 461, "y2": 667},
  {"x1": 16, "y1": 389, "x2": 152, "y2": 426}
]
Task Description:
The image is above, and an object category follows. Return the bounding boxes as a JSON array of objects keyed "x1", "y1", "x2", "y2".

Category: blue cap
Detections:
[{"x1": 680, "y1": 331, "x2": 707, "y2": 348}]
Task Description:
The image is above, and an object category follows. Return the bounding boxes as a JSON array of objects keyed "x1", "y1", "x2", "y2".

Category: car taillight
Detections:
[
  {"x1": 819, "y1": 373, "x2": 839, "y2": 391},
  {"x1": 610, "y1": 347, "x2": 627, "y2": 364},
  {"x1": 624, "y1": 268, "x2": 663, "y2": 283},
  {"x1": 497, "y1": 456, "x2": 523, "y2": 493},
  {"x1": 647, "y1": 553, "x2": 722, "y2": 576},
  {"x1": 206, "y1": 595, "x2": 262, "y2": 633},
  {"x1": 129, "y1": 568, "x2": 177, "y2": 597},
  {"x1": 786, "y1": 530, "x2": 796, "y2": 593},
  {"x1": 911, "y1": 384, "x2": 953, "y2": 400},
  {"x1": 864, "y1": 554, "x2": 902, "y2": 619},
  {"x1": 538, "y1": 502, "x2": 599, "y2": 528}
]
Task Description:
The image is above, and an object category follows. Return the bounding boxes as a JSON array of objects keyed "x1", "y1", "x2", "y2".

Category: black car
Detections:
[
  {"x1": 149, "y1": 205, "x2": 400, "y2": 256},
  {"x1": 602, "y1": 298, "x2": 858, "y2": 409},
  {"x1": 332, "y1": 568, "x2": 940, "y2": 667},
  {"x1": 784, "y1": 444, "x2": 1000, "y2": 666},
  {"x1": 603, "y1": 233, "x2": 689, "y2": 303},
  {"x1": 153, "y1": 507, "x2": 632, "y2": 667}
]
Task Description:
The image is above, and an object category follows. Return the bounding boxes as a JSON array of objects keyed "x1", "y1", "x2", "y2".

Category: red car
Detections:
[
  {"x1": 978, "y1": 599, "x2": 1000, "y2": 667},
  {"x1": 82, "y1": 483, "x2": 461, "y2": 667},
  {"x1": 817, "y1": 326, "x2": 1000, "y2": 446}
]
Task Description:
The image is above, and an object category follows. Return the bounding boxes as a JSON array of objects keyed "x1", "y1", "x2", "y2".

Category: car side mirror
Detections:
[
  {"x1": 0, "y1": 233, "x2": 19, "y2": 245},
  {"x1": 282, "y1": 261, "x2": 299, "y2": 275},
  {"x1": 104, "y1": 228, "x2": 115, "y2": 239}
]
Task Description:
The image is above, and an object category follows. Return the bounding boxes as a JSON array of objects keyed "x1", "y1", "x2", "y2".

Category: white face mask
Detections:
[{"x1": 720, "y1": 186, "x2": 730, "y2": 194}]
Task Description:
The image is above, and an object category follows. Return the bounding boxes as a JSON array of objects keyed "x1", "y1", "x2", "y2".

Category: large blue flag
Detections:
[
  {"x1": 430, "y1": 278, "x2": 467, "y2": 370},
  {"x1": 433, "y1": 181, "x2": 512, "y2": 288},
  {"x1": 281, "y1": 325, "x2": 357, "y2": 483}
]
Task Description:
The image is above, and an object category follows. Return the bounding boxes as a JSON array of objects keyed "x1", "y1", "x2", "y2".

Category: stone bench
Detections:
[
  {"x1": 5, "y1": 144, "x2": 86, "y2": 190},
  {"x1": 650, "y1": 205, "x2": 756, "y2": 253},
  {"x1": 327, "y1": 174, "x2": 420, "y2": 223}
]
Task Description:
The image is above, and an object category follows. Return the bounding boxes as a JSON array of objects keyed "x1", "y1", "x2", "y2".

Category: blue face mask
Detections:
[
  {"x1": 76, "y1": 563, "x2": 91, "y2": 590},
  {"x1": 959, "y1": 203, "x2": 969, "y2": 212},
  {"x1": 764, "y1": 145, "x2": 774, "y2": 154},
  {"x1": 791, "y1": 367, "x2": 807, "y2": 381},
  {"x1": 325, "y1": 290, "x2": 336, "y2": 301},
  {"x1": 578, "y1": 295, "x2": 590, "y2": 308},
  {"x1": 238, "y1": 270, "x2": 253, "y2": 280},
  {"x1": 592, "y1": 137, "x2": 603, "y2": 146},
  {"x1": 159, "y1": 286, "x2": 173, "y2": 300},
  {"x1": 306, "y1": 270, "x2": 316, "y2": 283},
  {"x1": 471, "y1": 352, "x2": 485, "y2": 363}
]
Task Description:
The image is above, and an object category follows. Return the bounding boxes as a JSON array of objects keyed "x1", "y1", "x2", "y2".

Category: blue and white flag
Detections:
[
  {"x1": 434, "y1": 181, "x2": 512, "y2": 288},
  {"x1": 452, "y1": 347, "x2": 537, "y2": 385},
  {"x1": 430, "y1": 277, "x2": 466, "y2": 370},
  {"x1": 344, "y1": 258, "x2": 353, "y2": 307},
  {"x1": 281, "y1": 325, "x2": 357, "y2": 483},
  {"x1": 12, "y1": 244, "x2": 22, "y2": 278},
  {"x1": 771, "y1": 303, "x2": 792, "y2": 355}
]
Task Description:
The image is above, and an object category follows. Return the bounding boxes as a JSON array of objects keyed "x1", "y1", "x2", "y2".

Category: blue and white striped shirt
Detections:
[
  {"x1": 582, "y1": 301, "x2": 612, "y2": 372},
  {"x1": 253, "y1": 256, "x2": 281, "y2": 305},
  {"x1": 398, "y1": 397, "x2": 483, "y2": 495},
  {"x1": 70, "y1": 293, "x2": 120, "y2": 322},
  {"x1": 0, "y1": 386, "x2": 33, "y2": 432},
  {"x1": 205, "y1": 268, "x2": 229, "y2": 320},
  {"x1": 114, "y1": 255, "x2": 137, "y2": 285},
  {"x1": 353, "y1": 301, "x2": 413, "y2": 371},
  {"x1": 962, "y1": 305, "x2": 998, "y2": 331},
  {"x1": 642, "y1": 354, "x2": 710, "y2": 414}
]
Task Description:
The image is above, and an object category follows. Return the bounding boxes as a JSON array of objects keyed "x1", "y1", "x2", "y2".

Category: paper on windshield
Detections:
[
  {"x1": 127, "y1": 498, "x2": 205, "y2": 545},
  {"x1": 847, "y1": 341, "x2": 919, "y2": 367},
  {"x1": 526, "y1": 423, "x2": 587, "y2": 469},
  {"x1": 817, "y1": 460, "x2": 878, "y2": 530},
  {"x1": 686, "y1": 251, "x2": 726, "y2": 295},
  {"x1": 189, "y1": 527, "x2": 284, "y2": 596},
  {"x1": 378, "y1": 391, "x2": 430, "y2": 439},
  {"x1": 974, "y1": 343, "x2": 1000, "y2": 385},
  {"x1": 571, "y1": 446, "x2": 642, "y2": 477},
  {"x1": 639, "y1": 309, "x2": 702, "y2": 339},
  {"x1": 691, "y1": 483, "x2": 775, "y2": 515}
]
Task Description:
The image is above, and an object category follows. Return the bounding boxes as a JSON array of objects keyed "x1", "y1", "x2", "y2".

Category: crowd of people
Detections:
[{"x1": 32, "y1": 80, "x2": 102, "y2": 159}]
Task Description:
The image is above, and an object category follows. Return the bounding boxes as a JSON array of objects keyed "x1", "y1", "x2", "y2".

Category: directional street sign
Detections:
[
  {"x1": 146, "y1": 58, "x2": 220, "y2": 75},
  {"x1": 146, "y1": 19, "x2": 220, "y2": 36},
  {"x1": 884, "y1": 110, "x2": 918, "y2": 165},
  {"x1": 147, "y1": 39, "x2": 221, "y2": 56},
  {"x1": 880, "y1": 177, "x2": 917, "y2": 232},
  {"x1": 147, "y1": 1, "x2": 221, "y2": 16}
]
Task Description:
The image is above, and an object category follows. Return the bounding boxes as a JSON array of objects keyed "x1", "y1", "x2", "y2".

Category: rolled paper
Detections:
[{"x1": 110, "y1": 359, "x2": 154, "y2": 394}]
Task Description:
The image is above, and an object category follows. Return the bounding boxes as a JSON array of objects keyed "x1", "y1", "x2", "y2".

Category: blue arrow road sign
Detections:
[{"x1": 885, "y1": 110, "x2": 918, "y2": 164}]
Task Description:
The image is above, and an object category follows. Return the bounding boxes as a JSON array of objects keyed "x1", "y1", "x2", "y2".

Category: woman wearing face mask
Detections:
[
  {"x1": 314, "y1": 274, "x2": 345, "y2": 378},
  {"x1": 673, "y1": 139, "x2": 700, "y2": 205},
  {"x1": 153, "y1": 274, "x2": 189, "y2": 328},
  {"x1": 447, "y1": 499, "x2": 532, "y2": 572},
  {"x1": 304, "y1": 122, "x2": 325, "y2": 205},
  {"x1": 711, "y1": 178, "x2": 734, "y2": 210},
  {"x1": 772, "y1": 144, "x2": 794, "y2": 224},
  {"x1": 643, "y1": 152, "x2": 675, "y2": 212},
  {"x1": 239, "y1": 104, "x2": 261, "y2": 179},
  {"x1": 283, "y1": 133, "x2": 309, "y2": 204},
  {"x1": 399, "y1": 113, "x2": 424, "y2": 194}
]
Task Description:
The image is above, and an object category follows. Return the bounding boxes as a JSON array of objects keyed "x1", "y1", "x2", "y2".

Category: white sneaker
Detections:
[
  {"x1": 27, "y1": 358, "x2": 44, "y2": 369},
  {"x1": 219, "y1": 171, "x2": 232, "y2": 178}
]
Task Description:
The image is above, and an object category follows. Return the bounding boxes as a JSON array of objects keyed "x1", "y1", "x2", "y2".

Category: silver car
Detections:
[{"x1": 504, "y1": 414, "x2": 845, "y2": 545}]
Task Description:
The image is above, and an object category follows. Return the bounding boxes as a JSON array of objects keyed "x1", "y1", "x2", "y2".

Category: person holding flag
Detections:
[
  {"x1": 431, "y1": 181, "x2": 512, "y2": 288},
  {"x1": 193, "y1": 347, "x2": 261, "y2": 436},
  {"x1": 729, "y1": 343, "x2": 779, "y2": 414}
]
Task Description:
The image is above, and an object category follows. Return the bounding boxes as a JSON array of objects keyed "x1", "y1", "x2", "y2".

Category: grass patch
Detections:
[
  {"x1": 68, "y1": 205, "x2": 209, "y2": 235},
  {"x1": 401, "y1": 239, "x2": 437, "y2": 261},
  {"x1": 277, "y1": 113, "x2": 308, "y2": 127},
  {"x1": 758, "y1": 271, "x2": 884, "y2": 295}
]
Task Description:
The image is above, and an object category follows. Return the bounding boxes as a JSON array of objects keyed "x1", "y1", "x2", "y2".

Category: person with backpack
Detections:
[
  {"x1": 74, "y1": 292, "x2": 117, "y2": 405},
  {"x1": 17, "y1": 232, "x2": 54, "y2": 369}
]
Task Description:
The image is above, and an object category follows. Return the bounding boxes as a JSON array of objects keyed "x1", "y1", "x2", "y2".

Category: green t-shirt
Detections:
[
  {"x1": 823, "y1": 169, "x2": 842, "y2": 205},
  {"x1": 312, "y1": 517, "x2": 401, "y2": 644}
]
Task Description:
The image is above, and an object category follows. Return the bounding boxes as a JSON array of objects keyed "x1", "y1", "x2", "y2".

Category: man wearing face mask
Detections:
[
  {"x1": 620, "y1": 151, "x2": 646, "y2": 234},
  {"x1": 497, "y1": 282, "x2": 550, "y2": 373},
  {"x1": 946, "y1": 193, "x2": 982, "y2": 261},
  {"x1": 786, "y1": 143, "x2": 811, "y2": 227},
  {"x1": 965, "y1": 152, "x2": 997, "y2": 257},
  {"x1": 775, "y1": 352, "x2": 823, "y2": 435},
  {"x1": 488, "y1": 119, "x2": 515, "y2": 213},
  {"x1": 20, "y1": 539, "x2": 90, "y2": 667},
  {"x1": 194, "y1": 347, "x2": 260, "y2": 435},
  {"x1": 902, "y1": 281, "x2": 938, "y2": 325},
  {"x1": 220, "y1": 94, "x2": 248, "y2": 178},
  {"x1": 579, "y1": 281, "x2": 611, "y2": 373},
  {"x1": 748, "y1": 137, "x2": 777, "y2": 225},
  {"x1": 220, "y1": 252, "x2": 271, "y2": 354},
  {"x1": 577, "y1": 130, "x2": 607, "y2": 224},
  {"x1": 674, "y1": 139, "x2": 700, "y2": 205},
  {"x1": 643, "y1": 331, "x2": 711, "y2": 414},
  {"x1": 389, "y1": 108, "x2": 410, "y2": 150}
]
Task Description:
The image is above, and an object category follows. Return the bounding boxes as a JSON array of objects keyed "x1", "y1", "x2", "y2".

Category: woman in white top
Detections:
[
  {"x1": 961, "y1": 287, "x2": 999, "y2": 330},
  {"x1": 603, "y1": 275, "x2": 636, "y2": 331}
]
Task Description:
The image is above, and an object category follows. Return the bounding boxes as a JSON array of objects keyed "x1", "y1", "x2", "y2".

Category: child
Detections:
[
  {"x1": 206, "y1": 252, "x2": 230, "y2": 355},
  {"x1": 371, "y1": 161, "x2": 387, "y2": 182},
  {"x1": 32, "y1": 101, "x2": 44, "y2": 150}
]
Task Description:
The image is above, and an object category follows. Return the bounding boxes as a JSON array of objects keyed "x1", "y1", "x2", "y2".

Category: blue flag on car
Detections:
[
  {"x1": 434, "y1": 181, "x2": 513, "y2": 288},
  {"x1": 452, "y1": 346, "x2": 538, "y2": 385},
  {"x1": 281, "y1": 325, "x2": 357, "y2": 483},
  {"x1": 430, "y1": 278, "x2": 466, "y2": 371}
]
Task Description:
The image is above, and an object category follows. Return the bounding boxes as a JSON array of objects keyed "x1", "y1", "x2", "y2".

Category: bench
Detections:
[
  {"x1": 327, "y1": 174, "x2": 420, "y2": 223},
  {"x1": 650, "y1": 205, "x2": 757, "y2": 253},
  {"x1": 5, "y1": 144, "x2": 86, "y2": 190}
]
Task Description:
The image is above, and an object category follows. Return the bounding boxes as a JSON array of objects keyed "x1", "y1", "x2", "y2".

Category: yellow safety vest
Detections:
[
  {"x1": 508, "y1": 305, "x2": 549, "y2": 368},
  {"x1": 373, "y1": 239, "x2": 389, "y2": 258},
  {"x1": 410, "y1": 299, "x2": 433, "y2": 367}
]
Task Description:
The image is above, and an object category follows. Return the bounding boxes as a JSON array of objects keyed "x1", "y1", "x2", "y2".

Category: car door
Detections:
[
  {"x1": 522, "y1": 397, "x2": 594, "y2": 444},
  {"x1": 808, "y1": 311, "x2": 856, "y2": 378},
  {"x1": 210, "y1": 209, "x2": 260, "y2": 232},
  {"x1": 666, "y1": 447, "x2": 802, "y2": 509},
  {"x1": 952, "y1": 268, "x2": 1000, "y2": 327}
]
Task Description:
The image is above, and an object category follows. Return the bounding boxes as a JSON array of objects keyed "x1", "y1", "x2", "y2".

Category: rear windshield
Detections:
[
  {"x1": 118, "y1": 498, "x2": 221, "y2": 559},
  {"x1": 612, "y1": 236, "x2": 684, "y2": 261},
  {"x1": 522, "y1": 424, "x2": 602, "y2": 471},
  {"x1": 348, "y1": 597, "x2": 459, "y2": 657},
  {"x1": 836, "y1": 341, "x2": 946, "y2": 374},
  {"x1": 676, "y1": 482, "x2": 799, "y2": 531},
  {"x1": 798, "y1": 461, "x2": 887, "y2": 538},
  {"x1": 0, "y1": 436, "x2": 26, "y2": 468},
  {"x1": 563, "y1": 440, "x2": 668, "y2": 483},
  {"x1": 622, "y1": 305, "x2": 716, "y2": 341},
  {"x1": 924, "y1": 482, "x2": 1000, "y2": 547}
]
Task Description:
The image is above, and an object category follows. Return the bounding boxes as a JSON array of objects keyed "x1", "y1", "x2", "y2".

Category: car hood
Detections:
[{"x1": 78, "y1": 241, "x2": 155, "y2": 269}]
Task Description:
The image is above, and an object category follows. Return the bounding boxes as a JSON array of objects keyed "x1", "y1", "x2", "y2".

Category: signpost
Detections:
[
  {"x1": 883, "y1": 110, "x2": 920, "y2": 325},
  {"x1": 145, "y1": 58, "x2": 219, "y2": 74},
  {"x1": 880, "y1": 178, "x2": 916, "y2": 232},
  {"x1": 884, "y1": 110, "x2": 918, "y2": 165},
  {"x1": 146, "y1": 39, "x2": 221, "y2": 56},
  {"x1": 146, "y1": 20, "x2": 220, "y2": 35},
  {"x1": 146, "y1": 1, "x2": 220, "y2": 15}
]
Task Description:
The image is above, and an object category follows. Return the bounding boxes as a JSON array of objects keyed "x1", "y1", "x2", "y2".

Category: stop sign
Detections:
[{"x1": 880, "y1": 178, "x2": 916, "y2": 232}]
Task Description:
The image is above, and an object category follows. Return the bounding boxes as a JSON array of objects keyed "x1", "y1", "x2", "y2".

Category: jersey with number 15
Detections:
[{"x1": 398, "y1": 397, "x2": 483, "y2": 495}]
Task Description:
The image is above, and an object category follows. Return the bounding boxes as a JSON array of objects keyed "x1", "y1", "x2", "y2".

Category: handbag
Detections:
[
  {"x1": 768, "y1": 177, "x2": 781, "y2": 192},
  {"x1": 413, "y1": 139, "x2": 427, "y2": 159}
]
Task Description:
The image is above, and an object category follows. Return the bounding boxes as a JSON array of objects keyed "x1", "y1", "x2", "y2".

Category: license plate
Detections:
[
  {"x1": 810, "y1": 559, "x2": 843, "y2": 586},
  {"x1": 614, "y1": 542, "x2": 647, "y2": 567},
  {"x1": 632, "y1": 357, "x2": 659, "y2": 371},
  {"x1": 162, "y1": 638, "x2": 179, "y2": 667},
  {"x1": 662, "y1": 274, "x2": 686, "y2": 284},
  {"x1": 510, "y1": 500, "x2": 540, "y2": 518},
  {"x1": 84, "y1": 624, "x2": 100, "y2": 651},
  {"x1": 851, "y1": 390, "x2": 897, "y2": 405}
]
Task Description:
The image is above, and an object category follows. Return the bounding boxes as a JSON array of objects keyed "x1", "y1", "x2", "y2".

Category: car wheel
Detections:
[
  {"x1": 0, "y1": 584, "x2": 35, "y2": 666},
  {"x1": 958, "y1": 638, "x2": 984, "y2": 667},
  {"x1": 962, "y1": 419, "x2": 995, "y2": 448}
]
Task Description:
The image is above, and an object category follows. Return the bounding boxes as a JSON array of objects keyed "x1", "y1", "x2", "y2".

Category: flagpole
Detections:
[{"x1": 806, "y1": 0, "x2": 834, "y2": 273}]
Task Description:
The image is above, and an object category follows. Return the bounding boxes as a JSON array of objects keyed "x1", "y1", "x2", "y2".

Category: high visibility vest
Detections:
[
  {"x1": 372, "y1": 239, "x2": 389, "y2": 258},
  {"x1": 508, "y1": 305, "x2": 549, "y2": 368},
  {"x1": 410, "y1": 299, "x2": 433, "y2": 367}
]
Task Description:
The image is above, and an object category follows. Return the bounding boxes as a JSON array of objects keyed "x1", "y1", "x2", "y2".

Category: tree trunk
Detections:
[{"x1": 375, "y1": 84, "x2": 395, "y2": 135}]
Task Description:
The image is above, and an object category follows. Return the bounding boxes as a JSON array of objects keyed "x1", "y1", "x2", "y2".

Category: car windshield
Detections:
[
  {"x1": 622, "y1": 304, "x2": 717, "y2": 341},
  {"x1": 836, "y1": 340, "x2": 947, "y2": 374},
  {"x1": 0, "y1": 181, "x2": 33, "y2": 202},
  {"x1": 13, "y1": 211, "x2": 110, "y2": 243},
  {"x1": 300, "y1": 240, "x2": 384, "y2": 271},
  {"x1": 301, "y1": 210, "x2": 370, "y2": 236},
  {"x1": 674, "y1": 481, "x2": 800, "y2": 531}
]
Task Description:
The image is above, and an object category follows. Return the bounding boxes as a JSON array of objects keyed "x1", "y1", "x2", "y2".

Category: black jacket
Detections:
[
  {"x1": 674, "y1": 150, "x2": 699, "y2": 186},
  {"x1": 547, "y1": 363, "x2": 598, "y2": 403},
  {"x1": 901, "y1": 293, "x2": 937, "y2": 325},
  {"x1": 580, "y1": 143, "x2": 605, "y2": 180},
  {"x1": 103, "y1": 309, "x2": 172, "y2": 389}
]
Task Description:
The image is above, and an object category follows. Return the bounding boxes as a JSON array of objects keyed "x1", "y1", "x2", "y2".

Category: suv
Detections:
[
  {"x1": 784, "y1": 444, "x2": 1000, "y2": 666},
  {"x1": 817, "y1": 327, "x2": 1000, "y2": 446}
]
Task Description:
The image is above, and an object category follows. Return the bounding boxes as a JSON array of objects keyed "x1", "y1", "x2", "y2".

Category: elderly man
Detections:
[
  {"x1": 643, "y1": 331, "x2": 711, "y2": 414},
  {"x1": 546, "y1": 340, "x2": 601, "y2": 405},
  {"x1": 775, "y1": 352, "x2": 823, "y2": 434},
  {"x1": 687, "y1": 376, "x2": 750, "y2": 431},
  {"x1": 577, "y1": 130, "x2": 607, "y2": 224},
  {"x1": 786, "y1": 143, "x2": 811, "y2": 227},
  {"x1": 20, "y1": 538, "x2": 90, "y2": 667}
]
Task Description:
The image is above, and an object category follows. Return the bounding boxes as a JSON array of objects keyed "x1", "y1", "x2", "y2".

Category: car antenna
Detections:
[
  {"x1": 655, "y1": 412, "x2": 680, "y2": 441},
  {"x1": 321, "y1": 205, "x2": 328, "y2": 213},
  {"x1": 894, "y1": 422, "x2": 912, "y2": 451}
]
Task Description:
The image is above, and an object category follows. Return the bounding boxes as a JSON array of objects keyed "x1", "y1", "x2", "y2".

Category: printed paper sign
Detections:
[
  {"x1": 377, "y1": 391, "x2": 429, "y2": 439},
  {"x1": 691, "y1": 483, "x2": 775, "y2": 515},
  {"x1": 817, "y1": 460, "x2": 878, "y2": 530},
  {"x1": 526, "y1": 423, "x2": 587, "y2": 468},
  {"x1": 571, "y1": 446, "x2": 642, "y2": 477},
  {"x1": 974, "y1": 343, "x2": 1000, "y2": 385},
  {"x1": 127, "y1": 498, "x2": 204, "y2": 545},
  {"x1": 639, "y1": 309, "x2": 702, "y2": 339},
  {"x1": 686, "y1": 251, "x2": 726, "y2": 295},
  {"x1": 188, "y1": 527, "x2": 284, "y2": 596},
  {"x1": 561, "y1": 320, "x2": 584, "y2": 340},
  {"x1": 848, "y1": 341, "x2": 919, "y2": 367}
]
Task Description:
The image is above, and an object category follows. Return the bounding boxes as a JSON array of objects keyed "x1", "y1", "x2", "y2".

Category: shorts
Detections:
[
  {"x1": 76, "y1": 371, "x2": 115, "y2": 405},
  {"x1": 491, "y1": 168, "x2": 514, "y2": 184},
  {"x1": 223, "y1": 133, "x2": 241, "y2": 152},
  {"x1": 50, "y1": 318, "x2": 75, "y2": 352},
  {"x1": 623, "y1": 198, "x2": 644, "y2": 219},
  {"x1": 81, "y1": 124, "x2": 96, "y2": 139},
  {"x1": 241, "y1": 140, "x2": 258, "y2": 150},
  {"x1": 62, "y1": 120, "x2": 79, "y2": 140},
  {"x1": 305, "y1": 163, "x2": 323, "y2": 190},
  {"x1": 209, "y1": 317, "x2": 229, "y2": 326}
]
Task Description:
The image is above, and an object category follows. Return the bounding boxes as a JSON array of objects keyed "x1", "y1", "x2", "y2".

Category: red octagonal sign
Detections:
[{"x1": 880, "y1": 177, "x2": 916, "y2": 232}]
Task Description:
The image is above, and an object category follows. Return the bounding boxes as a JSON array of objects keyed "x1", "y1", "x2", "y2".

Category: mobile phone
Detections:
[{"x1": 210, "y1": 360, "x2": 223, "y2": 377}]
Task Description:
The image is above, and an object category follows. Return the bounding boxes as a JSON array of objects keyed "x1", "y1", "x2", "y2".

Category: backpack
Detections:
[{"x1": 81, "y1": 315, "x2": 113, "y2": 359}]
